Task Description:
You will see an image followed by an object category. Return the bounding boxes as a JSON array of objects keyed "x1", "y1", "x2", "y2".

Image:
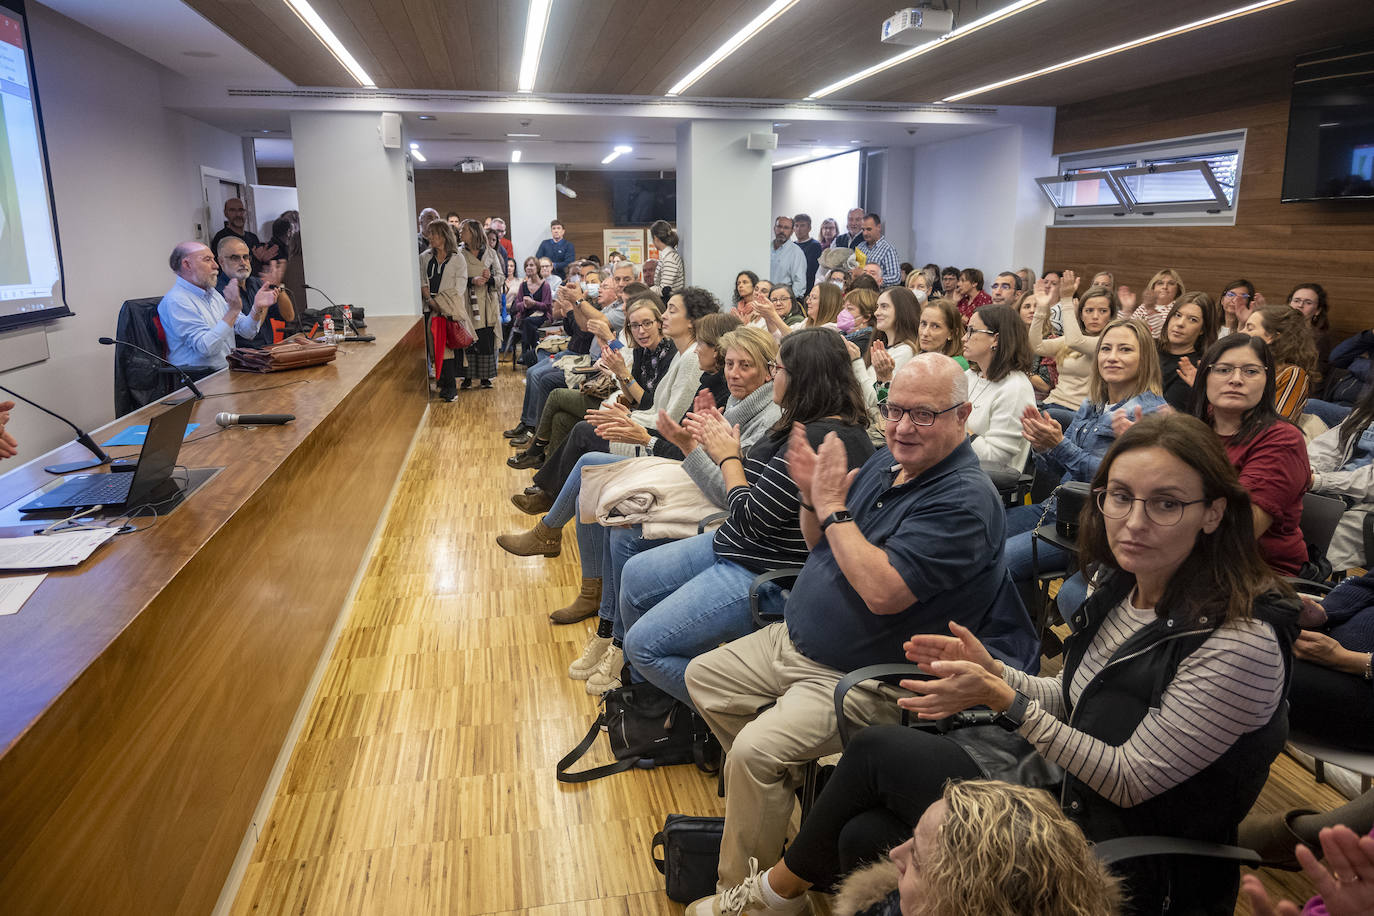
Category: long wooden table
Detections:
[{"x1": 0, "y1": 316, "x2": 427, "y2": 915}]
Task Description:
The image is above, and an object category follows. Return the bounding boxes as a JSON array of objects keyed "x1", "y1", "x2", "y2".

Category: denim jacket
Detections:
[{"x1": 1037, "y1": 391, "x2": 1168, "y2": 484}]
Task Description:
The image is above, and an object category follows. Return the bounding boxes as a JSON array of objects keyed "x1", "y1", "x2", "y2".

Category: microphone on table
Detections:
[
  {"x1": 215, "y1": 412, "x2": 295, "y2": 427},
  {"x1": 0, "y1": 382, "x2": 112, "y2": 475},
  {"x1": 98, "y1": 337, "x2": 207, "y2": 402},
  {"x1": 304, "y1": 283, "x2": 374, "y2": 342}
]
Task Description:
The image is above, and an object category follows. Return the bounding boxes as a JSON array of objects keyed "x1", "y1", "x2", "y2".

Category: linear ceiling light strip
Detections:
[
  {"x1": 518, "y1": 0, "x2": 554, "y2": 92},
  {"x1": 806, "y1": 0, "x2": 1048, "y2": 100},
  {"x1": 283, "y1": 0, "x2": 375, "y2": 87},
  {"x1": 942, "y1": 0, "x2": 1300, "y2": 102},
  {"x1": 666, "y1": 0, "x2": 801, "y2": 97}
]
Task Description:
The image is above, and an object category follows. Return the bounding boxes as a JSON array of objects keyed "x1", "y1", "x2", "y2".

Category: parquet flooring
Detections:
[{"x1": 228, "y1": 362, "x2": 1353, "y2": 915}]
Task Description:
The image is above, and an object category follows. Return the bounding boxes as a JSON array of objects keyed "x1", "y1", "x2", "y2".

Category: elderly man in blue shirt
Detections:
[
  {"x1": 685, "y1": 352, "x2": 1038, "y2": 913},
  {"x1": 157, "y1": 241, "x2": 276, "y2": 367}
]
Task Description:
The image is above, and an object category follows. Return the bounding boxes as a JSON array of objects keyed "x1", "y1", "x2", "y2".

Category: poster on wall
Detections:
[{"x1": 603, "y1": 229, "x2": 647, "y2": 264}]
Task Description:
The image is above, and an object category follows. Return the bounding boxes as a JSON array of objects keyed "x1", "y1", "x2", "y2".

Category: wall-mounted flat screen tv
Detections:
[
  {"x1": 1282, "y1": 38, "x2": 1374, "y2": 202},
  {"x1": 612, "y1": 177, "x2": 675, "y2": 225}
]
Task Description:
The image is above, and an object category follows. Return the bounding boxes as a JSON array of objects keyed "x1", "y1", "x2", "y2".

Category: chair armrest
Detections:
[
  {"x1": 833, "y1": 663, "x2": 931, "y2": 748},
  {"x1": 750, "y1": 568, "x2": 801, "y2": 629},
  {"x1": 1091, "y1": 836, "x2": 1261, "y2": 868},
  {"x1": 697, "y1": 511, "x2": 728, "y2": 535},
  {"x1": 1285, "y1": 577, "x2": 1334, "y2": 596}
]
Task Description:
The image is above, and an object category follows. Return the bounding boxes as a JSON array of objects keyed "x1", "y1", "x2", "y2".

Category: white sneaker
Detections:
[
  {"x1": 685, "y1": 859, "x2": 810, "y2": 916},
  {"x1": 568, "y1": 634, "x2": 611, "y2": 680},
  {"x1": 585, "y1": 644, "x2": 624, "y2": 695}
]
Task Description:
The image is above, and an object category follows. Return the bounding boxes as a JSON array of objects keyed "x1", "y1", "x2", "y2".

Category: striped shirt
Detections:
[
  {"x1": 1003, "y1": 596, "x2": 1283, "y2": 807},
  {"x1": 1274, "y1": 364, "x2": 1311, "y2": 423}
]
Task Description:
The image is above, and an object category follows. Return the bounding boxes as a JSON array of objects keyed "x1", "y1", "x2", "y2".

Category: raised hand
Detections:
[
  {"x1": 0, "y1": 399, "x2": 17, "y2": 459},
  {"x1": 1111, "y1": 405, "x2": 1143, "y2": 438},
  {"x1": 1033, "y1": 277, "x2": 1054, "y2": 310},
  {"x1": 1177, "y1": 356, "x2": 1197, "y2": 387},
  {"x1": 258, "y1": 258, "x2": 286, "y2": 288},
  {"x1": 786, "y1": 421, "x2": 818, "y2": 503},
  {"x1": 694, "y1": 411, "x2": 742, "y2": 465},
  {"x1": 1060, "y1": 269, "x2": 1080, "y2": 301},
  {"x1": 1117, "y1": 285, "x2": 1137, "y2": 313},
  {"x1": 896, "y1": 659, "x2": 1010, "y2": 720},
  {"x1": 586, "y1": 316, "x2": 613, "y2": 343},
  {"x1": 250, "y1": 281, "x2": 276, "y2": 321},
  {"x1": 903, "y1": 621, "x2": 999, "y2": 674},
  {"x1": 222, "y1": 277, "x2": 241, "y2": 308},
  {"x1": 691, "y1": 387, "x2": 716, "y2": 415},
  {"x1": 811, "y1": 431, "x2": 860, "y2": 517},
  {"x1": 1019, "y1": 405, "x2": 1064, "y2": 452},
  {"x1": 871, "y1": 339, "x2": 895, "y2": 383},
  {"x1": 657, "y1": 409, "x2": 695, "y2": 453}
]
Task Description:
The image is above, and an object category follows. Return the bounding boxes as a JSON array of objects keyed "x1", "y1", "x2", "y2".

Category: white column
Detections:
[
  {"x1": 676, "y1": 120, "x2": 773, "y2": 307},
  {"x1": 869, "y1": 147, "x2": 915, "y2": 271},
  {"x1": 289, "y1": 111, "x2": 420, "y2": 316},
  {"x1": 507, "y1": 163, "x2": 557, "y2": 266}
]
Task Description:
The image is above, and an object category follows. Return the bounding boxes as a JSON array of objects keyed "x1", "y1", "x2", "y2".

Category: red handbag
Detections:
[{"x1": 445, "y1": 317, "x2": 474, "y2": 350}]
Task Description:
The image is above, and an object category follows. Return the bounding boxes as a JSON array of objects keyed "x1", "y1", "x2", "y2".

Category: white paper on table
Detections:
[
  {"x1": 0, "y1": 573, "x2": 44, "y2": 615},
  {"x1": 0, "y1": 528, "x2": 119, "y2": 570}
]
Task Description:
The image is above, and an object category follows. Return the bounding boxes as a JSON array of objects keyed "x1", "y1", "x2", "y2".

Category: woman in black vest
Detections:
[{"x1": 724, "y1": 413, "x2": 1298, "y2": 916}]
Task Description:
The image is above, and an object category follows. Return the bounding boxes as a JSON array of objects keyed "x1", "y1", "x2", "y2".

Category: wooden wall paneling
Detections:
[
  {"x1": 255, "y1": 167, "x2": 296, "y2": 188},
  {"x1": 1045, "y1": 56, "x2": 1374, "y2": 340}
]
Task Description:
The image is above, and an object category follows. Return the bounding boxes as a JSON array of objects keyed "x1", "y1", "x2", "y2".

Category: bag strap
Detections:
[
  {"x1": 651, "y1": 830, "x2": 668, "y2": 875},
  {"x1": 555, "y1": 713, "x2": 641, "y2": 783}
]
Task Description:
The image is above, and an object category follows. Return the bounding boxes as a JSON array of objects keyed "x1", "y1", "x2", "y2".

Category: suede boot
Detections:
[
  {"x1": 1237, "y1": 806, "x2": 1319, "y2": 870},
  {"x1": 495, "y1": 520, "x2": 562, "y2": 558},
  {"x1": 511, "y1": 490, "x2": 553, "y2": 515},
  {"x1": 550, "y1": 579, "x2": 602, "y2": 624}
]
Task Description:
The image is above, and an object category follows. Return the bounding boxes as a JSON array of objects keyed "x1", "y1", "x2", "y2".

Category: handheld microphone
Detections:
[
  {"x1": 98, "y1": 337, "x2": 207, "y2": 402},
  {"x1": 304, "y1": 284, "x2": 374, "y2": 341},
  {"x1": 215, "y1": 412, "x2": 295, "y2": 427},
  {"x1": 0, "y1": 383, "x2": 111, "y2": 475}
]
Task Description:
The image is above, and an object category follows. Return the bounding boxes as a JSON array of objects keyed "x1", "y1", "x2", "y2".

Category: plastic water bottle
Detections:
[
  {"x1": 322, "y1": 312, "x2": 335, "y2": 344},
  {"x1": 341, "y1": 304, "x2": 353, "y2": 339}
]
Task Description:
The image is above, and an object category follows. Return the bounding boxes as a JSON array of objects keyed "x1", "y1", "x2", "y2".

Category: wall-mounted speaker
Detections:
[
  {"x1": 378, "y1": 112, "x2": 402, "y2": 149},
  {"x1": 746, "y1": 132, "x2": 778, "y2": 151}
]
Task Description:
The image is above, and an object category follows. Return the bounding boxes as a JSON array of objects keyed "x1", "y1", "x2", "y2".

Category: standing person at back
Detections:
[
  {"x1": 535, "y1": 219, "x2": 575, "y2": 279},
  {"x1": 855, "y1": 213, "x2": 900, "y2": 288},
  {"x1": 211, "y1": 197, "x2": 274, "y2": 275},
  {"x1": 833, "y1": 207, "x2": 865, "y2": 250},
  {"x1": 649, "y1": 219, "x2": 683, "y2": 298},
  {"x1": 792, "y1": 213, "x2": 822, "y2": 295},
  {"x1": 769, "y1": 215, "x2": 807, "y2": 300}
]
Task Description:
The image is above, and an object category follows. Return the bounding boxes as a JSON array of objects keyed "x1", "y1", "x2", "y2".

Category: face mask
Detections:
[
  {"x1": 836, "y1": 309, "x2": 856, "y2": 333},
  {"x1": 830, "y1": 278, "x2": 845, "y2": 289},
  {"x1": 583, "y1": 282, "x2": 600, "y2": 298}
]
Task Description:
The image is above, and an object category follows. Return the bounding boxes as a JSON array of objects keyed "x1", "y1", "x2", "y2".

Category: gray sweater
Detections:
[{"x1": 681, "y1": 382, "x2": 781, "y2": 507}]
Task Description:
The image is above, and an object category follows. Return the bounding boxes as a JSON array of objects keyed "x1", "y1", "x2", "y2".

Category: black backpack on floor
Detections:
[{"x1": 556, "y1": 678, "x2": 721, "y2": 782}]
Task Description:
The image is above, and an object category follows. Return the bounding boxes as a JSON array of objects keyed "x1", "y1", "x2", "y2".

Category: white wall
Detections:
[
  {"x1": 0, "y1": 5, "x2": 245, "y2": 456},
  {"x1": 290, "y1": 111, "x2": 420, "y2": 317},
  {"x1": 507, "y1": 163, "x2": 557, "y2": 269},
  {"x1": 771, "y1": 152, "x2": 860, "y2": 237}
]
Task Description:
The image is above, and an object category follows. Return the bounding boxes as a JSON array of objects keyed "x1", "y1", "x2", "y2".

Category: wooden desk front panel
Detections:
[{"x1": 0, "y1": 318, "x2": 426, "y2": 914}]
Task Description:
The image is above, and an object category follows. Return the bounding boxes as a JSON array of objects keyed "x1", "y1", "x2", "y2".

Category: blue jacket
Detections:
[
  {"x1": 534, "y1": 238, "x2": 575, "y2": 277},
  {"x1": 1038, "y1": 391, "x2": 1167, "y2": 484}
]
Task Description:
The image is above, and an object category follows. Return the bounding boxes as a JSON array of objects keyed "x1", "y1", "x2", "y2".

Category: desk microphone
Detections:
[
  {"x1": 0, "y1": 383, "x2": 112, "y2": 474},
  {"x1": 98, "y1": 337, "x2": 207, "y2": 401},
  {"x1": 304, "y1": 284, "x2": 374, "y2": 341},
  {"x1": 215, "y1": 412, "x2": 295, "y2": 427}
]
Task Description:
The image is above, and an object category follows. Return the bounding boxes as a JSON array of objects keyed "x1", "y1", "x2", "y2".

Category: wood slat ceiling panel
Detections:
[{"x1": 191, "y1": 0, "x2": 348, "y2": 87}]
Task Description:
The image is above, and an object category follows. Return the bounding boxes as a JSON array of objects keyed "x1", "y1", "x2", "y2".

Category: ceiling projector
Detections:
[
  {"x1": 881, "y1": 7, "x2": 954, "y2": 44},
  {"x1": 456, "y1": 159, "x2": 484, "y2": 173}
]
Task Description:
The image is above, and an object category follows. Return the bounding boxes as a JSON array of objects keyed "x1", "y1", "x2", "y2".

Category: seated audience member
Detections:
[
  {"x1": 512, "y1": 256, "x2": 552, "y2": 362},
  {"x1": 539, "y1": 256, "x2": 562, "y2": 296},
  {"x1": 1286, "y1": 571, "x2": 1374, "y2": 757},
  {"x1": 1010, "y1": 318, "x2": 1165, "y2": 607},
  {"x1": 1307, "y1": 383, "x2": 1374, "y2": 572},
  {"x1": 713, "y1": 779, "x2": 1120, "y2": 916},
  {"x1": 1310, "y1": 325, "x2": 1374, "y2": 428},
  {"x1": 1289, "y1": 282, "x2": 1332, "y2": 377},
  {"x1": 769, "y1": 285, "x2": 806, "y2": 326},
  {"x1": 1244, "y1": 305, "x2": 1319, "y2": 423},
  {"x1": 939, "y1": 266, "x2": 960, "y2": 301},
  {"x1": 903, "y1": 268, "x2": 930, "y2": 299},
  {"x1": 456, "y1": 219, "x2": 503, "y2": 390},
  {"x1": 869, "y1": 287, "x2": 929, "y2": 402},
  {"x1": 732, "y1": 270, "x2": 763, "y2": 323},
  {"x1": 953, "y1": 267, "x2": 992, "y2": 324},
  {"x1": 617, "y1": 329, "x2": 874, "y2": 705},
  {"x1": 987, "y1": 270, "x2": 1020, "y2": 306},
  {"x1": 1218, "y1": 278, "x2": 1257, "y2": 337},
  {"x1": 214, "y1": 236, "x2": 293, "y2": 348},
  {"x1": 839, "y1": 288, "x2": 877, "y2": 360},
  {"x1": 1156, "y1": 291, "x2": 1219, "y2": 411},
  {"x1": 509, "y1": 292, "x2": 674, "y2": 468},
  {"x1": 684, "y1": 353, "x2": 1039, "y2": 901},
  {"x1": 158, "y1": 241, "x2": 275, "y2": 368},
  {"x1": 1091, "y1": 269, "x2": 1114, "y2": 292},
  {"x1": 1190, "y1": 334, "x2": 1309, "y2": 575},
  {"x1": 915, "y1": 298, "x2": 968, "y2": 375},
  {"x1": 503, "y1": 261, "x2": 601, "y2": 441},
  {"x1": 420, "y1": 219, "x2": 468, "y2": 400},
  {"x1": 1124, "y1": 268, "x2": 1184, "y2": 337},
  {"x1": 1030, "y1": 272, "x2": 1112, "y2": 429},
  {"x1": 1019, "y1": 290, "x2": 1058, "y2": 399},
  {"x1": 961, "y1": 305, "x2": 1037, "y2": 470},
  {"x1": 1242, "y1": 823, "x2": 1374, "y2": 916},
  {"x1": 1018, "y1": 266, "x2": 1038, "y2": 296}
]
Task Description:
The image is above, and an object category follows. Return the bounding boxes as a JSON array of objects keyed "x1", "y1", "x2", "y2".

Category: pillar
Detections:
[{"x1": 507, "y1": 163, "x2": 557, "y2": 267}]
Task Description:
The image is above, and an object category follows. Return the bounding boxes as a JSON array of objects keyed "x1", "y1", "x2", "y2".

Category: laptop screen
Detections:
[{"x1": 125, "y1": 397, "x2": 194, "y2": 505}]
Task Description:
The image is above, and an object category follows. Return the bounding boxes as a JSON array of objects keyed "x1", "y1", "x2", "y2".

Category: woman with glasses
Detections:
[
  {"x1": 1243, "y1": 305, "x2": 1319, "y2": 423},
  {"x1": 709, "y1": 413, "x2": 1298, "y2": 916},
  {"x1": 961, "y1": 304, "x2": 1037, "y2": 470},
  {"x1": 1190, "y1": 334, "x2": 1309, "y2": 575},
  {"x1": 1216, "y1": 278, "x2": 1257, "y2": 337},
  {"x1": 752, "y1": 285, "x2": 810, "y2": 339},
  {"x1": 614, "y1": 328, "x2": 874, "y2": 704}
]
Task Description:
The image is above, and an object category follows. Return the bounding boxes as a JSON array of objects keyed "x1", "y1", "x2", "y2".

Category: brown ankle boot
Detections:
[
  {"x1": 550, "y1": 578, "x2": 602, "y2": 624},
  {"x1": 511, "y1": 489, "x2": 554, "y2": 515},
  {"x1": 495, "y1": 520, "x2": 562, "y2": 558}
]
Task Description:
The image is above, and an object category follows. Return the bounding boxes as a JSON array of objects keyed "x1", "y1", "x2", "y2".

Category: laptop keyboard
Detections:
[{"x1": 23, "y1": 473, "x2": 134, "y2": 510}]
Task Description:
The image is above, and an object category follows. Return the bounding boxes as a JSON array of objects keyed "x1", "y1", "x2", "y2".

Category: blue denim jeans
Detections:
[
  {"x1": 620, "y1": 532, "x2": 786, "y2": 706},
  {"x1": 540, "y1": 452, "x2": 626, "y2": 579},
  {"x1": 1305, "y1": 398, "x2": 1353, "y2": 428},
  {"x1": 1004, "y1": 502, "x2": 1068, "y2": 585},
  {"x1": 596, "y1": 524, "x2": 673, "y2": 641},
  {"x1": 520, "y1": 356, "x2": 567, "y2": 428}
]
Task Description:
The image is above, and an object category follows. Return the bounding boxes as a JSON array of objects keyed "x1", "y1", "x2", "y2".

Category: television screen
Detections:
[
  {"x1": 1282, "y1": 39, "x2": 1374, "y2": 202},
  {"x1": 0, "y1": 0, "x2": 69, "y2": 329},
  {"x1": 612, "y1": 177, "x2": 675, "y2": 225}
]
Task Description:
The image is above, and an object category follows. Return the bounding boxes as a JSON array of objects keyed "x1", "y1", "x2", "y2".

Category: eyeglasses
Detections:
[
  {"x1": 1210, "y1": 363, "x2": 1266, "y2": 380},
  {"x1": 628, "y1": 320, "x2": 658, "y2": 331},
  {"x1": 1222, "y1": 291, "x2": 1252, "y2": 301},
  {"x1": 963, "y1": 327, "x2": 996, "y2": 338},
  {"x1": 766, "y1": 361, "x2": 787, "y2": 375},
  {"x1": 223, "y1": 254, "x2": 251, "y2": 263},
  {"x1": 1290, "y1": 297, "x2": 1319, "y2": 307},
  {"x1": 1095, "y1": 487, "x2": 1208, "y2": 526},
  {"x1": 878, "y1": 401, "x2": 963, "y2": 426}
]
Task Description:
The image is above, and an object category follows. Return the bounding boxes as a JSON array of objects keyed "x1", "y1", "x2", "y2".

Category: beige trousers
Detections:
[{"x1": 684, "y1": 622, "x2": 902, "y2": 887}]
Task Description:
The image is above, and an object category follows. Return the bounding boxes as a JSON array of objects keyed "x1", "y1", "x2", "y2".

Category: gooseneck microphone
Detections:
[
  {"x1": 304, "y1": 284, "x2": 374, "y2": 341},
  {"x1": 0, "y1": 383, "x2": 111, "y2": 475},
  {"x1": 215, "y1": 413, "x2": 295, "y2": 427},
  {"x1": 98, "y1": 337, "x2": 206, "y2": 402}
]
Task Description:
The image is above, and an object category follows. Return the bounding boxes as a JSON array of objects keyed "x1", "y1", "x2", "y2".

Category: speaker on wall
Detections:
[{"x1": 379, "y1": 113, "x2": 402, "y2": 150}]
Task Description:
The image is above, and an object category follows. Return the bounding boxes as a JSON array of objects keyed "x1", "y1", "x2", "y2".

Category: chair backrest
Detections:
[
  {"x1": 1299, "y1": 491, "x2": 1347, "y2": 561},
  {"x1": 113, "y1": 297, "x2": 174, "y2": 416}
]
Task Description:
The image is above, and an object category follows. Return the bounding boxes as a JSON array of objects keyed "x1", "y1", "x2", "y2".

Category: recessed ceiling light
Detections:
[
  {"x1": 417, "y1": 115, "x2": 436, "y2": 120},
  {"x1": 666, "y1": 0, "x2": 801, "y2": 96},
  {"x1": 518, "y1": 0, "x2": 553, "y2": 92},
  {"x1": 182, "y1": 50, "x2": 218, "y2": 58},
  {"x1": 283, "y1": 0, "x2": 375, "y2": 87},
  {"x1": 410, "y1": 147, "x2": 427, "y2": 162},
  {"x1": 942, "y1": 0, "x2": 1298, "y2": 101},
  {"x1": 602, "y1": 145, "x2": 633, "y2": 165},
  {"x1": 506, "y1": 132, "x2": 540, "y2": 138},
  {"x1": 511, "y1": 149, "x2": 522, "y2": 163},
  {"x1": 614, "y1": 145, "x2": 633, "y2": 153},
  {"x1": 806, "y1": 0, "x2": 1047, "y2": 99}
]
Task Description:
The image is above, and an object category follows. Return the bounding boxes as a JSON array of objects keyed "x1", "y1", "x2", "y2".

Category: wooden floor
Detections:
[{"x1": 229, "y1": 361, "x2": 1350, "y2": 916}]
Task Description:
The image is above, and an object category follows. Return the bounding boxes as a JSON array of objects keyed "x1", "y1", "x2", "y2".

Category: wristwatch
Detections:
[
  {"x1": 994, "y1": 690, "x2": 1030, "y2": 732},
  {"x1": 820, "y1": 509, "x2": 854, "y2": 534}
]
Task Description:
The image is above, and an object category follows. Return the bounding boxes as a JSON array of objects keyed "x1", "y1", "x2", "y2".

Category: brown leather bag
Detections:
[{"x1": 227, "y1": 334, "x2": 337, "y2": 372}]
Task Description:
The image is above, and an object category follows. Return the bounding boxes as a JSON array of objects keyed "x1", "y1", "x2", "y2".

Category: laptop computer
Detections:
[{"x1": 20, "y1": 398, "x2": 195, "y2": 513}]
